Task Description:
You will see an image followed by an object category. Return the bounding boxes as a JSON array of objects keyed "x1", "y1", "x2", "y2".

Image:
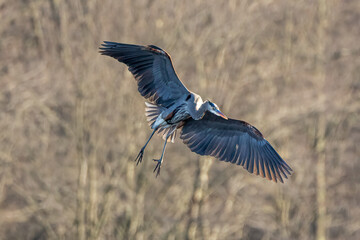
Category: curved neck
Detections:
[{"x1": 192, "y1": 101, "x2": 210, "y2": 120}]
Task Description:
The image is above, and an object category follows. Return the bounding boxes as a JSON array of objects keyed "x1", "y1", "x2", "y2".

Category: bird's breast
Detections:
[{"x1": 165, "y1": 104, "x2": 190, "y2": 124}]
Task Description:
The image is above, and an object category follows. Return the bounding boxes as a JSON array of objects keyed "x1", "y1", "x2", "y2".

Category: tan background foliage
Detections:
[{"x1": 0, "y1": 0, "x2": 359, "y2": 239}]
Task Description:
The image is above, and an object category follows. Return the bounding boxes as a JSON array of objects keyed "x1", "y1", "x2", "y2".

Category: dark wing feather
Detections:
[
  {"x1": 180, "y1": 112, "x2": 292, "y2": 183},
  {"x1": 99, "y1": 41, "x2": 189, "y2": 107}
]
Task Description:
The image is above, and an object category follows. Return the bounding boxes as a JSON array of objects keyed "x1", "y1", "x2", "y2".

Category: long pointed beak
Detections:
[{"x1": 215, "y1": 109, "x2": 228, "y2": 120}]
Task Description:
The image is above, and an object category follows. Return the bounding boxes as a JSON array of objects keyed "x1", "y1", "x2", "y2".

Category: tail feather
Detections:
[
  {"x1": 145, "y1": 102, "x2": 177, "y2": 143},
  {"x1": 145, "y1": 102, "x2": 162, "y2": 128}
]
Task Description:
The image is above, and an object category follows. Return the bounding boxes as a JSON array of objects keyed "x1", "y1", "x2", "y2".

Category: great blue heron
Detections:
[{"x1": 100, "y1": 41, "x2": 292, "y2": 183}]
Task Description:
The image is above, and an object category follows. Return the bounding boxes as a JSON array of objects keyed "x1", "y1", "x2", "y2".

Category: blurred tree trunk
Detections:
[
  {"x1": 122, "y1": 151, "x2": 147, "y2": 240},
  {"x1": 88, "y1": 152, "x2": 98, "y2": 239},
  {"x1": 315, "y1": 0, "x2": 328, "y2": 240},
  {"x1": 315, "y1": 116, "x2": 327, "y2": 240},
  {"x1": 75, "y1": 87, "x2": 87, "y2": 240},
  {"x1": 186, "y1": 157, "x2": 212, "y2": 240},
  {"x1": 132, "y1": 171, "x2": 147, "y2": 240},
  {"x1": 283, "y1": 5, "x2": 294, "y2": 84}
]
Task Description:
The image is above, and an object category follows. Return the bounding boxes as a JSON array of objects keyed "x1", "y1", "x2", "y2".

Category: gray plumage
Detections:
[{"x1": 100, "y1": 41, "x2": 292, "y2": 183}]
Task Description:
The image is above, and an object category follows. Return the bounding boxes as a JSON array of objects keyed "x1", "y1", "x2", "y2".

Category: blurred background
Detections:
[{"x1": 0, "y1": 0, "x2": 359, "y2": 239}]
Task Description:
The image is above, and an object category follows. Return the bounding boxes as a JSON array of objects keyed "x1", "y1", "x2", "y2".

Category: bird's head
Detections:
[{"x1": 207, "y1": 101, "x2": 228, "y2": 120}]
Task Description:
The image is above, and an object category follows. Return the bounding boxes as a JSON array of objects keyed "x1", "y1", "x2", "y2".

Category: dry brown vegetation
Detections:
[{"x1": 0, "y1": 0, "x2": 359, "y2": 239}]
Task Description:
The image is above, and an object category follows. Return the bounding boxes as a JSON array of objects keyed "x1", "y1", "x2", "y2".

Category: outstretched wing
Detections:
[
  {"x1": 100, "y1": 41, "x2": 189, "y2": 107},
  {"x1": 180, "y1": 113, "x2": 292, "y2": 183}
]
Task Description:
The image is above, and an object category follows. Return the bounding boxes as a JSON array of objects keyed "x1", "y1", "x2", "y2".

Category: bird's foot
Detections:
[
  {"x1": 153, "y1": 158, "x2": 163, "y2": 177},
  {"x1": 135, "y1": 147, "x2": 145, "y2": 166}
]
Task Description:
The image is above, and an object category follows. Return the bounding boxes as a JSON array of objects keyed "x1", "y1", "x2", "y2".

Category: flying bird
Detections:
[{"x1": 99, "y1": 41, "x2": 292, "y2": 183}]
